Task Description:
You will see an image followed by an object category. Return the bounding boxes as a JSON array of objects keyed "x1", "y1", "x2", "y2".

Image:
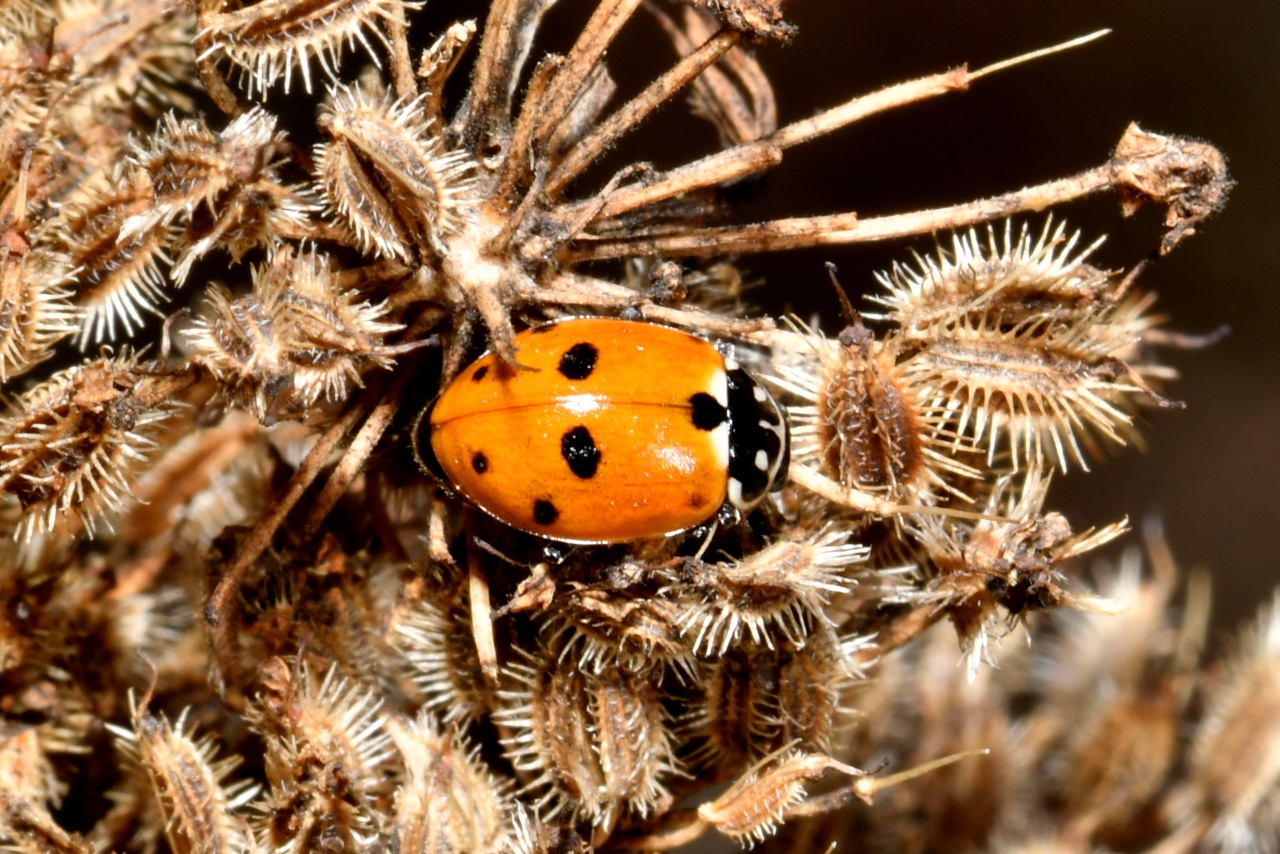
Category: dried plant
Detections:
[{"x1": 0, "y1": 2, "x2": 1267, "y2": 853}]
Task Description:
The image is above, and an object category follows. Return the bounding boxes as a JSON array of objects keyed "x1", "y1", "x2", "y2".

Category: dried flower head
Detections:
[
  {"x1": 316, "y1": 82, "x2": 475, "y2": 262},
  {"x1": 196, "y1": 0, "x2": 420, "y2": 97},
  {"x1": 183, "y1": 246, "x2": 404, "y2": 421},
  {"x1": 0, "y1": 355, "x2": 190, "y2": 539},
  {"x1": 0, "y1": 2, "x2": 1250, "y2": 853},
  {"x1": 106, "y1": 691, "x2": 257, "y2": 854},
  {"x1": 498, "y1": 644, "x2": 675, "y2": 825}
]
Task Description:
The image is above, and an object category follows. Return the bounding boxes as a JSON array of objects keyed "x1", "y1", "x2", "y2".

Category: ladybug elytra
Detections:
[{"x1": 419, "y1": 318, "x2": 789, "y2": 543}]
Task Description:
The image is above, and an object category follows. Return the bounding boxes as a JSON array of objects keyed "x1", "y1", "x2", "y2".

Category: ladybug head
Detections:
[{"x1": 724, "y1": 367, "x2": 790, "y2": 512}]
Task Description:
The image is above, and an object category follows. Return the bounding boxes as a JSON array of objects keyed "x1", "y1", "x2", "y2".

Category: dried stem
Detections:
[{"x1": 544, "y1": 26, "x2": 742, "y2": 196}]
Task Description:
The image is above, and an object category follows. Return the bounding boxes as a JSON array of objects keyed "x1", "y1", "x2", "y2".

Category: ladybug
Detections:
[{"x1": 418, "y1": 318, "x2": 790, "y2": 544}]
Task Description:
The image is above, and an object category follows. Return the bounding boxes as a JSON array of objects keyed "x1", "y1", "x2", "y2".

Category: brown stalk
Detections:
[
  {"x1": 300, "y1": 372, "x2": 412, "y2": 540},
  {"x1": 587, "y1": 141, "x2": 783, "y2": 222},
  {"x1": 192, "y1": 0, "x2": 242, "y2": 117},
  {"x1": 204, "y1": 397, "x2": 373, "y2": 630},
  {"x1": 458, "y1": 0, "x2": 553, "y2": 145},
  {"x1": 768, "y1": 30, "x2": 1110, "y2": 151},
  {"x1": 497, "y1": 54, "x2": 563, "y2": 198},
  {"x1": 530, "y1": 0, "x2": 645, "y2": 151},
  {"x1": 565, "y1": 164, "x2": 1118, "y2": 260},
  {"x1": 544, "y1": 26, "x2": 743, "y2": 196}
]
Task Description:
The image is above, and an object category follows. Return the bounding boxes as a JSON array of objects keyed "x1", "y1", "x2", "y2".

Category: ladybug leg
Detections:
[{"x1": 690, "y1": 517, "x2": 721, "y2": 562}]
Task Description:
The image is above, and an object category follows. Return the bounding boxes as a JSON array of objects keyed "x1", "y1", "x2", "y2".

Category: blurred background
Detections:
[{"x1": 411, "y1": 1, "x2": 1278, "y2": 635}]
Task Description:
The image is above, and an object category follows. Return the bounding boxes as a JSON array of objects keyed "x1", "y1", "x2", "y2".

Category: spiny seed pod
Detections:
[
  {"x1": 106, "y1": 695, "x2": 257, "y2": 854},
  {"x1": 0, "y1": 241, "x2": 79, "y2": 382},
  {"x1": 197, "y1": 0, "x2": 420, "y2": 96},
  {"x1": 772, "y1": 630, "x2": 864, "y2": 754},
  {"x1": 56, "y1": 172, "x2": 176, "y2": 347},
  {"x1": 696, "y1": 749, "x2": 866, "y2": 847},
  {"x1": 183, "y1": 246, "x2": 404, "y2": 422},
  {"x1": 770, "y1": 317, "x2": 975, "y2": 504},
  {"x1": 385, "y1": 712, "x2": 511, "y2": 853},
  {"x1": 315, "y1": 82, "x2": 474, "y2": 262},
  {"x1": 125, "y1": 107, "x2": 313, "y2": 282},
  {"x1": 674, "y1": 525, "x2": 868, "y2": 656},
  {"x1": 119, "y1": 409, "x2": 269, "y2": 552},
  {"x1": 0, "y1": 356, "x2": 189, "y2": 540},
  {"x1": 246, "y1": 658, "x2": 394, "y2": 852},
  {"x1": 684, "y1": 649, "x2": 779, "y2": 772},
  {"x1": 47, "y1": 0, "x2": 196, "y2": 117},
  {"x1": 869, "y1": 220, "x2": 1112, "y2": 339},
  {"x1": 552, "y1": 585, "x2": 693, "y2": 676},
  {"x1": 1182, "y1": 594, "x2": 1280, "y2": 850},
  {"x1": 875, "y1": 222, "x2": 1169, "y2": 470},
  {"x1": 393, "y1": 593, "x2": 491, "y2": 722},
  {"x1": 498, "y1": 647, "x2": 674, "y2": 825},
  {"x1": 0, "y1": 726, "x2": 59, "y2": 812},
  {"x1": 907, "y1": 466, "x2": 1126, "y2": 678}
]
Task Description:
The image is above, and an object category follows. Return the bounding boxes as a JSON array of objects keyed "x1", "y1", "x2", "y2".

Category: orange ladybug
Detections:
[{"x1": 419, "y1": 318, "x2": 789, "y2": 543}]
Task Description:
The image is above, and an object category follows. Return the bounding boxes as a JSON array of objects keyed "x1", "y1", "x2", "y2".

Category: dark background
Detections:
[
  {"x1": 729, "y1": 2, "x2": 1280, "y2": 638},
  {"x1": 412, "y1": 2, "x2": 1279, "y2": 636}
]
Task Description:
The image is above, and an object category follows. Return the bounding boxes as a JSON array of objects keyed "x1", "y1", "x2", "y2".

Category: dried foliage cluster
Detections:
[{"x1": 0, "y1": 1, "x2": 1269, "y2": 853}]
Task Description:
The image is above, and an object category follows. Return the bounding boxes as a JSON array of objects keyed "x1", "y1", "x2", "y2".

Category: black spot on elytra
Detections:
[
  {"x1": 471, "y1": 365, "x2": 489, "y2": 382},
  {"x1": 561, "y1": 425, "x2": 601, "y2": 479},
  {"x1": 690, "y1": 392, "x2": 728, "y2": 431},
  {"x1": 471, "y1": 452, "x2": 488, "y2": 474},
  {"x1": 533, "y1": 499, "x2": 559, "y2": 526},
  {"x1": 688, "y1": 492, "x2": 707, "y2": 509},
  {"x1": 558, "y1": 342, "x2": 598, "y2": 380}
]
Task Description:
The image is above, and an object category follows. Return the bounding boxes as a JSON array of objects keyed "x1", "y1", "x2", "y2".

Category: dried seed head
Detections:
[
  {"x1": 0, "y1": 242, "x2": 79, "y2": 382},
  {"x1": 385, "y1": 712, "x2": 511, "y2": 853},
  {"x1": 552, "y1": 587, "x2": 692, "y2": 676},
  {"x1": 870, "y1": 220, "x2": 1112, "y2": 339},
  {"x1": 247, "y1": 657, "x2": 394, "y2": 851},
  {"x1": 106, "y1": 694, "x2": 257, "y2": 854},
  {"x1": 874, "y1": 222, "x2": 1168, "y2": 470},
  {"x1": 697, "y1": 749, "x2": 864, "y2": 847},
  {"x1": 125, "y1": 107, "x2": 312, "y2": 281},
  {"x1": 57, "y1": 173, "x2": 175, "y2": 347},
  {"x1": 49, "y1": 0, "x2": 197, "y2": 116},
  {"x1": 907, "y1": 466, "x2": 1127, "y2": 679},
  {"x1": 674, "y1": 525, "x2": 868, "y2": 656},
  {"x1": 392, "y1": 592, "x2": 491, "y2": 723},
  {"x1": 1185, "y1": 594, "x2": 1280, "y2": 851},
  {"x1": 0, "y1": 356, "x2": 187, "y2": 540},
  {"x1": 498, "y1": 646, "x2": 675, "y2": 825},
  {"x1": 316, "y1": 82, "x2": 475, "y2": 262},
  {"x1": 198, "y1": 0, "x2": 421, "y2": 96},
  {"x1": 183, "y1": 246, "x2": 403, "y2": 421}
]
